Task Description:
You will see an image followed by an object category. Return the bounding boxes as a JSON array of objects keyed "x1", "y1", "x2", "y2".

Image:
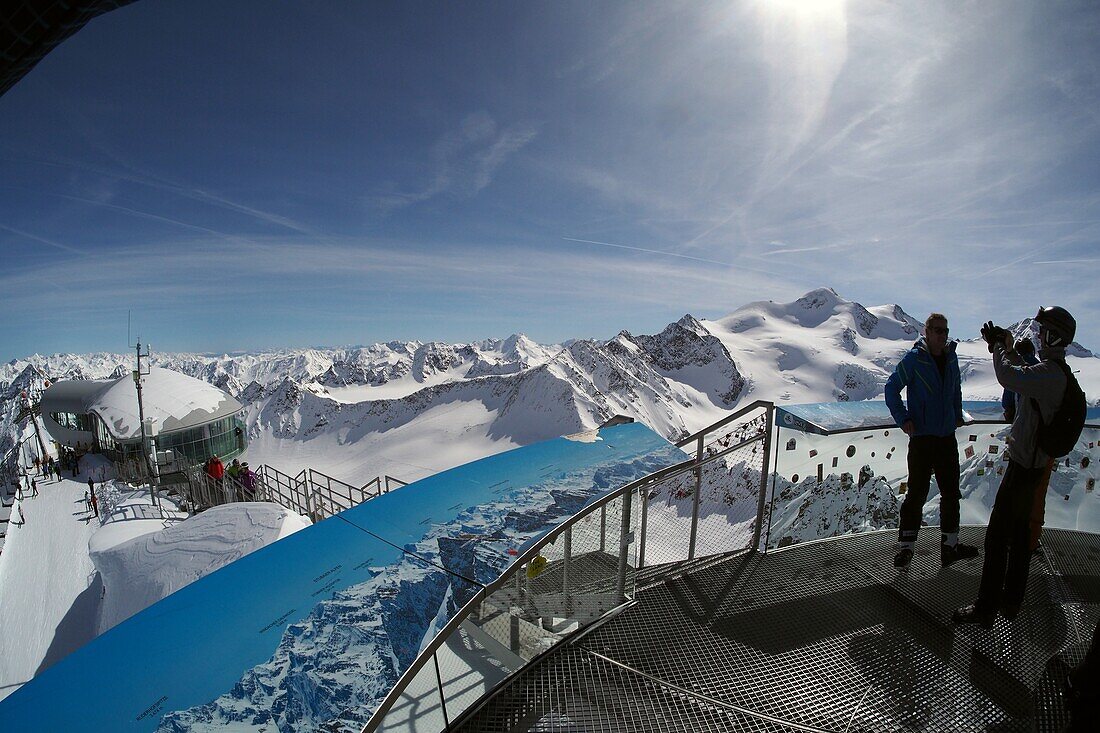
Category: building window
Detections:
[
  {"x1": 155, "y1": 413, "x2": 246, "y2": 465},
  {"x1": 50, "y1": 412, "x2": 94, "y2": 432}
]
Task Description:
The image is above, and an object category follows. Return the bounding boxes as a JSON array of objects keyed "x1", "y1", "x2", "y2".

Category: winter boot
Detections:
[
  {"x1": 952, "y1": 604, "x2": 995, "y2": 630},
  {"x1": 941, "y1": 542, "x2": 979, "y2": 568},
  {"x1": 893, "y1": 547, "x2": 914, "y2": 568}
]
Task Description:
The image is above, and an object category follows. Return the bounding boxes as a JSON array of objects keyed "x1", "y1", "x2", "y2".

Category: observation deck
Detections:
[
  {"x1": 370, "y1": 401, "x2": 1100, "y2": 733},
  {"x1": 454, "y1": 525, "x2": 1099, "y2": 732},
  {"x1": 1, "y1": 401, "x2": 1097, "y2": 732}
]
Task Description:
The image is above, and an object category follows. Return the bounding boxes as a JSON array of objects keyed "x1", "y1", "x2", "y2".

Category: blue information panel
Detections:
[
  {"x1": 778, "y1": 401, "x2": 1100, "y2": 436},
  {"x1": 776, "y1": 400, "x2": 1020, "y2": 435},
  {"x1": 0, "y1": 422, "x2": 683, "y2": 731}
]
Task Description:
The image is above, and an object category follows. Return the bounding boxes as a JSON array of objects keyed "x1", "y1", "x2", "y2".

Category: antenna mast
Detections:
[{"x1": 133, "y1": 337, "x2": 159, "y2": 506}]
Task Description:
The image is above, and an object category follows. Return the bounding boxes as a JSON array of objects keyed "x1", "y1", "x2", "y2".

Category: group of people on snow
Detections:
[
  {"x1": 43, "y1": 449, "x2": 83, "y2": 479},
  {"x1": 7, "y1": 444, "x2": 99, "y2": 528}
]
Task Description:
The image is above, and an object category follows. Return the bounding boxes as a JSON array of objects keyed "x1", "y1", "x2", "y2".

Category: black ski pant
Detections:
[
  {"x1": 976, "y1": 460, "x2": 1045, "y2": 613},
  {"x1": 898, "y1": 435, "x2": 960, "y2": 543}
]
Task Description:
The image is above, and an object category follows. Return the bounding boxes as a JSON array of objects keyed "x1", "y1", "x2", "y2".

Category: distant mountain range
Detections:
[
  {"x1": 3, "y1": 288, "x2": 1098, "y2": 731},
  {"x1": 3, "y1": 287, "x2": 1096, "y2": 485}
]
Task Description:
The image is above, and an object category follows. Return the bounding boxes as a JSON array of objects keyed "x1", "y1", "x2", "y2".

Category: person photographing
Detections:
[{"x1": 954, "y1": 306, "x2": 1086, "y2": 628}]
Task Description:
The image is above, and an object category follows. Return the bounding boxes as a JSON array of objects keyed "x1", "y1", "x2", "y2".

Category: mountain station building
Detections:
[{"x1": 40, "y1": 366, "x2": 246, "y2": 465}]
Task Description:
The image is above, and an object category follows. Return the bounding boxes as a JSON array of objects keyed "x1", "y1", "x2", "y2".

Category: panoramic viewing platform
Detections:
[
  {"x1": 3, "y1": 1, "x2": 1100, "y2": 731},
  {"x1": 456, "y1": 526, "x2": 1100, "y2": 732},
  {"x1": 2, "y1": 400, "x2": 1096, "y2": 732}
]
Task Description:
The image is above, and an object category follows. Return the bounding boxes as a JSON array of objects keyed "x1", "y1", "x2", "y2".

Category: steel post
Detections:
[
  {"x1": 615, "y1": 491, "x2": 633, "y2": 602},
  {"x1": 687, "y1": 435, "x2": 704, "y2": 559},
  {"x1": 562, "y1": 527, "x2": 571, "y2": 594},
  {"x1": 754, "y1": 408, "x2": 777, "y2": 553},
  {"x1": 432, "y1": 653, "x2": 450, "y2": 729}
]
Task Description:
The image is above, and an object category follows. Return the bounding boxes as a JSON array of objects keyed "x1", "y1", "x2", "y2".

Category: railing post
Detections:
[
  {"x1": 687, "y1": 435, "x2": 704, "y2": 560},
  {"x1": 563, "y1": 526, "x2": 572, "y2": 615},
  {"x1": 615, "y1": 489, "x2": 633, "y2": 603},
  {"x1": 638, "y1": 483, "x2": 649, "y2": 569},
  {"x1": 752, "y1": 405, "x2": 775, "y2": 553},
  {"x1": 432, "y1": 653, "x2": 450, "y2": 729},
  {"x1": 599, "y1": 505, "x2": 606, "y2": 552}
]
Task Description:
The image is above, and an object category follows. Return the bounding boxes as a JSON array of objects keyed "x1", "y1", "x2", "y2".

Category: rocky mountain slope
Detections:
[{"x1": 3, "y1": 287, "x2": 1097, "y2": 486}]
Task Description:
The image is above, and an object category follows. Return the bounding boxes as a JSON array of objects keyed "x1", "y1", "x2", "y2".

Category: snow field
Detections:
[
  {"x1": 0, "y1": 455, "x2": 309, "y2": 701},
  {"x1": 0, "y1": 470, "x2": 99, "y2": 701}
]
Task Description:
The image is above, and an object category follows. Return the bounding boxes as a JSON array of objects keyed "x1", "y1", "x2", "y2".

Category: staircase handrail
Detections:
[
  {"x1": 675, "y1": 399, "x2": 773, "y2": 448},
  {"x1": 383, "y1": 475, "x2": 407, "y2": 492}
]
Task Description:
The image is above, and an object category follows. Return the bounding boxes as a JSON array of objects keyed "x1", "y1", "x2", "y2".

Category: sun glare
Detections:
[{"x1": 757, "y1": 0, "x2": 847, "y2": 21}]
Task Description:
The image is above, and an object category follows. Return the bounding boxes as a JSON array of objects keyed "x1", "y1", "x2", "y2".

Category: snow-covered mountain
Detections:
[
  {"x1": 3, "y1": 287, "x2": 1097, "y2": 486},
  {"x1": 2, "y1": 288, "x2": 1099, "y2": 723},
  {"x1": 0, "y1": 364, "x2": 50, "y2": 464}
]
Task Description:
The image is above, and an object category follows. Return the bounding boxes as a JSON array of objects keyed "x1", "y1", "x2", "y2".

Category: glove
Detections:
[
  {"x1": 981, "y1": 321, "x2": 1007, "y2": 353},
  {"x1": 985, "y1": 321, "x2": 1003, "y2": 352}
]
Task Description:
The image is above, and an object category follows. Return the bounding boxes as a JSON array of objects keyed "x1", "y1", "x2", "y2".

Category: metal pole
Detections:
[
  {"x1": 687, "y1": 435, "x2": 704, "y2": 559},
  {"x1": 562, "y1": 526, "x2": 572, "y2": 596},
  {"x1": 134, "y1": 341, "x2": 158, "y2": 507},
  {"x1": 757, "y1": 410, "x2": 779, "y2": 554},
  {"x1": 638, "y1": 485, "x2": 649, "y2": 569},
  {"x1": 599, "y1": 505, "x2": 606, "y2": 552},
  {"x1": 432, "y1": 653, "x2": 450, "y2": 730},
  {"x1": 615, "y1": 490, "x2": 633, "y2": 602}
]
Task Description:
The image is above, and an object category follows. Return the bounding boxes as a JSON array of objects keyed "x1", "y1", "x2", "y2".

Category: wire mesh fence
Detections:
[
  {"x1": 641, "y1": 407, "x2": 771, "y2": 564},
  {"x1": 763, "y1": 424, "x2": 1100, "y2": 551}
]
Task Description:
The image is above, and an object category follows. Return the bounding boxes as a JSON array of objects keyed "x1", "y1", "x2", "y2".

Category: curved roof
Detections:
[
  {"x1": 41, "y1": 367, "x2": 242, "y2": 441},
  {"x1": 39, "y1": 377, "x2": 113, "y2": 415}
]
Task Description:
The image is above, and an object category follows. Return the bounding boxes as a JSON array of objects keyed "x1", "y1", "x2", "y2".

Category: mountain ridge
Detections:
[{"x1": 3, "y1": 289, "x2": 1096, "y2": 484}]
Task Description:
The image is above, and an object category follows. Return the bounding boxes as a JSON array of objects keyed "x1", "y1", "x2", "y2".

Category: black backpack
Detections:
[{"x1": 1033, "y1": 361, "x2": 1087, "y2": 458}]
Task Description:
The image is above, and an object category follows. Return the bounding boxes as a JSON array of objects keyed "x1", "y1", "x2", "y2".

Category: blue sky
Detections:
[{"x1": 1, "y1": 0, "x2": 1099, "y2": 359}]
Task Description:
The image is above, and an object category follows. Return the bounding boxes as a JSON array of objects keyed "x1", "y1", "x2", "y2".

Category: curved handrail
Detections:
[
  {"x1": 360, "y1": 452, "x2": 703, "y2": 732},
  {"x1": 675, "y1": 399, "x2": 772, "y2": 447},
  {"x1": 362, "y1": 405, "x2": 779, "y2": 731}
]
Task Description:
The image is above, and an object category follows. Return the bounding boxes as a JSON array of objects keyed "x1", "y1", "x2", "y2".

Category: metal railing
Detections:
[
  {"x1": 254, "y1": 464, "x2": 311, "y2": 517},
  {"x1": 365, "y1": 401, "x2": 775, "y2": 732},
  {"x1": 104, "y1": 448, "x2": 404, "y2": 522},
  {"x1": 362, "y1": 402, "x2": 1100, "y2": 732},
  {"x1": 306, "y1": 469, "x2": 406, "y2": 519}
]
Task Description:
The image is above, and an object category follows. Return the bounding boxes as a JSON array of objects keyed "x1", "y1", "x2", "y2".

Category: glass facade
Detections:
[
  {"x1": 154, "y1": 414, "x2": 246, "y2": 464},
  {"x1": 84, "y1": 411, "x2": 246, "y2": 466},
  {"x1": 50, "y1": 412, "x2": 94, "y2": 432},
  {"x1": 94, "y1": 415, "x2": 119, "y2": 454}
]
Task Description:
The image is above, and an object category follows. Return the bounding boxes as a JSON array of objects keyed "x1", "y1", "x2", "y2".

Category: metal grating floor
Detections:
[{"x1": 455, "y1": 528, "x2": 1100, "y2": 732}]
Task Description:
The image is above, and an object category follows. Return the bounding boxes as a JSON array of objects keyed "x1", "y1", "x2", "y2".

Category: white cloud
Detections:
[{"x1": 370, "y1": 113, "x2": 537, "y2": 211}]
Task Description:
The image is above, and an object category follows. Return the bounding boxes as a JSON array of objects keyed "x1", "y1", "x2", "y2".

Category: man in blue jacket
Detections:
[{"x1": 885, "y1": 313, "x2": 978, "y2": 569}]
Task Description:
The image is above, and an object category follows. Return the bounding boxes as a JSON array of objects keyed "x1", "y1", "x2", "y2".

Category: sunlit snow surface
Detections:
[{"x1": 0, "y1": 422, "x2": 683, "y2": 732}]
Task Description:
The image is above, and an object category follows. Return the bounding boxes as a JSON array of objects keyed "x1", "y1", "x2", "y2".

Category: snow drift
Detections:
[{"x1": 90, "y1": 502, "x2": 310, "y2": 632}]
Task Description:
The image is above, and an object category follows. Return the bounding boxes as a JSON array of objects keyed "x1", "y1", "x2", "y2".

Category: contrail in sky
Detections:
[
  {"x1": 0, "y1": 223, "x2": 85, "y2": 255},
  {"x1": 561, "y1": 236, "x2": 736, "y2": 267},
  {"x1": 558, "y1": 235, "x2": 783, "y2": 275}
]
